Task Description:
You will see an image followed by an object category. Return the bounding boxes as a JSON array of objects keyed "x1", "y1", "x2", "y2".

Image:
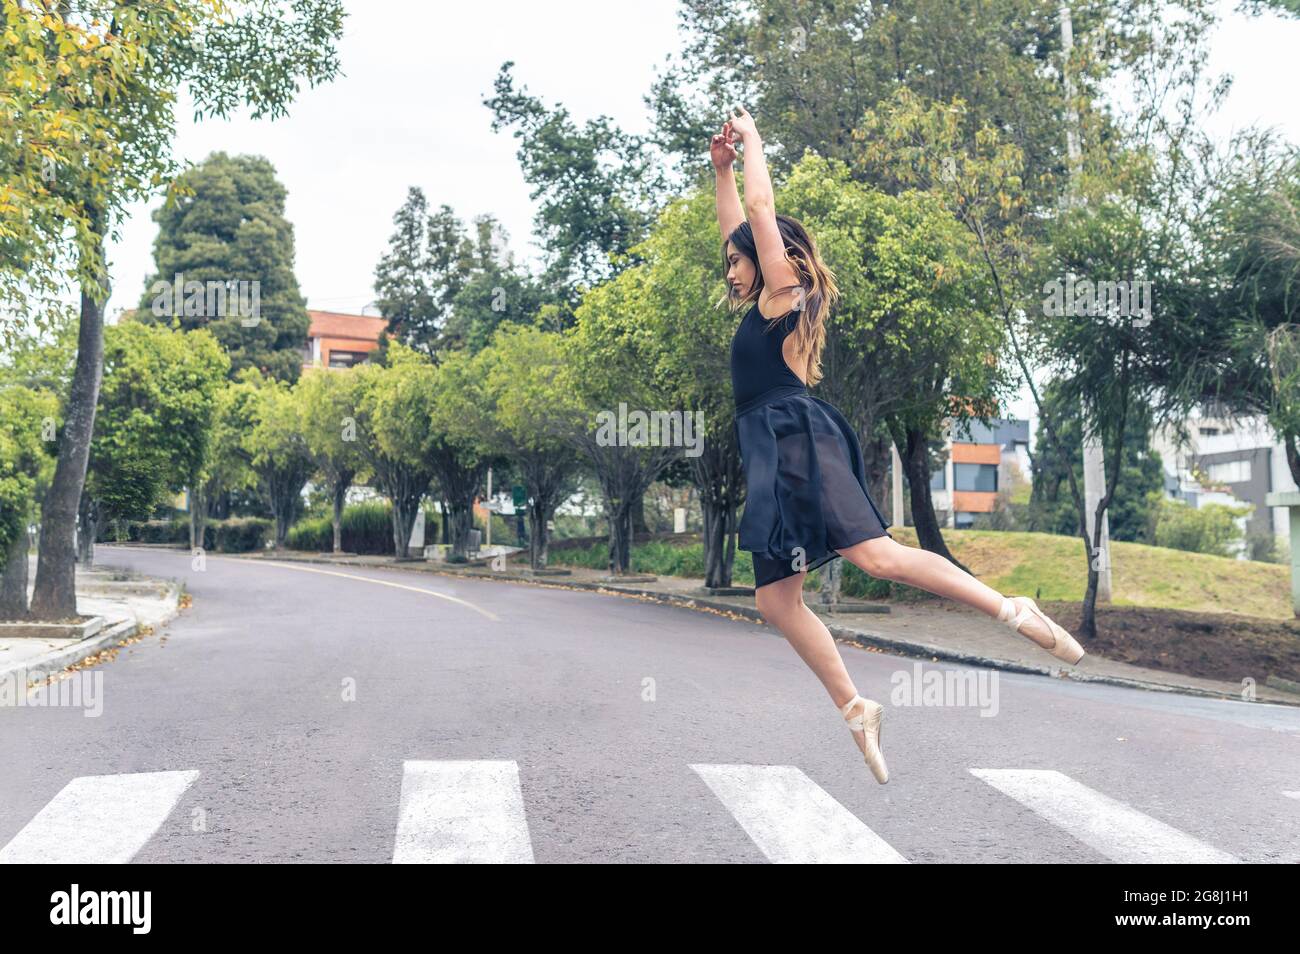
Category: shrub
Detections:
[
  {"x1": 1154, "y1": 499, "x2": 1249, "y2": 557},
  {"x1": 285, "y1": 502, "x2": 441, "y2": 555},
  {"x1": 209, "y1": 517, "x2": 272, "y2": 553}
]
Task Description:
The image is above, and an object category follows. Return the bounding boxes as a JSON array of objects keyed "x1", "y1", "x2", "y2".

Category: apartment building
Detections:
[{"x1": 929, "y1": 418, "x2": 1031, "y2": 528}]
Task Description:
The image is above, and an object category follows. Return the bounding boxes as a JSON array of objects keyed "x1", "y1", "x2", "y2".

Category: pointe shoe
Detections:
[
  {"x1": 997, "y1": 596, "x2": 1086, "y2": 665},
  {"x1": 841, "y1": 694, "x2": 889, "y2": 784}
]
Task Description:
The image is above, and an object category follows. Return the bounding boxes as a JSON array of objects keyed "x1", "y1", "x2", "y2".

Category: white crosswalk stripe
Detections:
[
  {"x1": 0, "y1": 770, "x2": 198, "y2": 864},
  {"x1": 690, "y1": 763, "x2": 908, "y2": 863},
  {"x1": 391, "y1": 759, "x2": 535, "y2": 863},
  {"x1": 971, "y1": 768, "x2": 1240, "y2": 863}
]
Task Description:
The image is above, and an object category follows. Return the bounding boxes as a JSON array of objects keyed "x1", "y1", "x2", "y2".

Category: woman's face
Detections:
[{"x1": 726, "y1": 240, "x2": 757, "y2": 299}]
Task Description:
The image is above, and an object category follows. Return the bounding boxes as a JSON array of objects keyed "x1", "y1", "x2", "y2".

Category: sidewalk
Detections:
[
  {"x1": 226, "y1": 548, "x2": 1300, "y2": 707},
  {"x1": 0, "y1": 560, "x2": 182, "y2": 685}
]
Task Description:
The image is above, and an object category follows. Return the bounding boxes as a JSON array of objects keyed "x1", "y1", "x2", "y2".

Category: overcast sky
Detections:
[{"x1": 100, "y1": 0, "x2": 1300, "y2": 430}]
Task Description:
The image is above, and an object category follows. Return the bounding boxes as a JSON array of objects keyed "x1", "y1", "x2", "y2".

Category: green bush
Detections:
[
  {"x1": 208, "y1": 517, "x2": 272, "y2": 553},
  {"x1": 1154, "y1": 499, "x2": 1249, "y2": 557},
  {"x1": 285, "y1": 502, "x2": 440, "y2": 555},
  {"x1": 99, "y1": 516, "x2": 270, "y2": 552}
]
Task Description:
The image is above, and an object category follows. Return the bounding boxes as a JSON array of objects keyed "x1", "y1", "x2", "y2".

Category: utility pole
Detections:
[
  {"x1": 1061, "y1": 1, "x2": 1112, "y2": 600},
  {"x1": 891, "y1": 442, "x2": 905, "y2": 526}
]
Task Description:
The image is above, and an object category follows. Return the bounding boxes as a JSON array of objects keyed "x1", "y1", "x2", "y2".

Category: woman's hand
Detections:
[
  {"x1": 727, "y1": 104, "x2": 759, "y2": 143},
  {"x1": 710, "y1": 120, "x2": 738, "y2": 171}
]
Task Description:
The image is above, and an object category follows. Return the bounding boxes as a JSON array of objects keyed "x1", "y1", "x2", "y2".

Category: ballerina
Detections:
[{"x1": 712, "y1": 105, "x2": 1085, "y2": 784}]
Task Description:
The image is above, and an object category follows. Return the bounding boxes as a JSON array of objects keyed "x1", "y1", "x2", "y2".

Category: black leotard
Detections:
[{"x1": 729, "y1": 302, "x2": 806, "y2": 408}]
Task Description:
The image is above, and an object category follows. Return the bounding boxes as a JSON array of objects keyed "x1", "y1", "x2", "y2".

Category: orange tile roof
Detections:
[{"x1": 306, "y1": 310, "x2": 388, "y2": 343}]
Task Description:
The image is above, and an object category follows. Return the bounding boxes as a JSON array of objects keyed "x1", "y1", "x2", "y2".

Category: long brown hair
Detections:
[{"x1": 721, "y1": 214, "x2": 840, "y2": 386}]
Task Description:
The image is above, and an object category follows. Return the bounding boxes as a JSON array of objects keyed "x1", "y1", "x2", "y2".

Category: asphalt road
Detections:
[{"x1": 1, "y1": 545, "x2": 1296, "y2": 863}]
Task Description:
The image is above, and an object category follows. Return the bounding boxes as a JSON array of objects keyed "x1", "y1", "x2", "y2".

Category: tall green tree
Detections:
[
  {"x1": 484, "y1": 62, "x2": 667, "y2": 306},
  {"x1": 139, "y1": 152, "x2": 311, "y2": 382}
]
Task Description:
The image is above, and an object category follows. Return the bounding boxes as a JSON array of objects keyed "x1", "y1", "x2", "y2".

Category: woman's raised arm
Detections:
[
  {"x1": 711, "y1": 120, "x2": 744, "y2": 241},
  {"x1": 729, "y1": 106, "x2": 801, "y2": 313}
]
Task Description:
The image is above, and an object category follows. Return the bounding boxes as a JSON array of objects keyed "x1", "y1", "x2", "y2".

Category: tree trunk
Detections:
[
  {"x1": 700, "y1": 496, "x2": 738, "y2": 589},
  {"x1": 392, "y1": 500, "x2": 410, "y2": 558},
  {"x1": 332, "y1": 478, "x2": 348, "y2": 553},
  {"x1": 527, "y1": 500, "x2": 550, "y2": 570},
  {"x1": 31, "y1": 265, "x2": 106, "y2": 621},
  {"x1": 631, "y1": 493, "x2": 648, "y2": 535},
  {"x1": 608, "y1": 503, "x2": 633, "y2": 575},
  {"x1": 0, "y1": 530, "x2": 31, "y2": 620},
  {"x1": 902, "y1": 426, "x2": 970, "y2": 572}
]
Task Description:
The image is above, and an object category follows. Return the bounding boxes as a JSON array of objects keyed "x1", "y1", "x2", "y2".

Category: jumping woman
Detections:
[{"x1": 711, "y1": 106, "x2": 1085, "y2": 785}]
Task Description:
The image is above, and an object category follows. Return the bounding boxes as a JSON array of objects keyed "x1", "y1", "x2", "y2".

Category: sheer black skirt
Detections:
[{"x1": 735, "y1": 386, "x2": 892, "y2": 589}]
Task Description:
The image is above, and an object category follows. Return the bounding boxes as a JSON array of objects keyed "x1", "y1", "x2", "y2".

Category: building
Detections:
[
  {"x1": 303, "y1": 310, "x2": 387, "y2": 369},
  {"x1": 1151, "y1": 409, "x2": 1299, "y2": 547},
  {"x1": 929, "y1": 418, "x2": 1031, "y2": 528}
]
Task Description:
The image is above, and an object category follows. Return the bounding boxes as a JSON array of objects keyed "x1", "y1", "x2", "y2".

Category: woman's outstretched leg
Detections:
[{"x1": 834, "y1": 535, "x2": 1057, "y2": 650}]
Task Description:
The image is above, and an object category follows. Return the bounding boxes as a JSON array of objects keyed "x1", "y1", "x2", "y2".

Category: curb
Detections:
[
  {"x1": 224, "y1": 550, "x2": 1298, "y2": 708},
  {"x1": 0, "y1": 581, "x2": 183, "y2": 686}
]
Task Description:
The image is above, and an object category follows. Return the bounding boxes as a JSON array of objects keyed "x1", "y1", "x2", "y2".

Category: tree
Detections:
[
  {"x1": 484, "y1": 62, "x2": 666, "y2": 304},
  {"x1": 778, "y1": 153, "x2": 1009, "y2": 569},
  {"x1": 442, "y1": 216, "x2": 548, "y2": 354},
  {"x1": 0, "y1": 385, "x2": 59, "y2": 619},
  {"x1": 2, "y1": 0, "x2": 343, "y2": 620},
  {"x1": 243, "y1": 373, "x2": 313, "y2": 548},
  {"x1": 373, "y1": 187, "x2": 446, "y2": 358},
  {"x1": 425, "y1": 351, "x2": 494, "y2": 560},
  {"x1": 80, "y1": 322, "x2": 229, "y2": 561},
  {"x1": 138, "y1": 152, "x2": 312, "y2": 382},
  {"x1": 191, "y1": 378, "x2": 259, "y2": 549},
  {"x1": 619, "y1": 186, "x2": 746, "y2": 587},
  {"x1": 471, "y1": 326, "x2": 584, "y2": 569},
  {"x1": 353, "y1": 347, "x2": 438, "y2": 558},
  {"x1": 1028, "y1": 381, "x2": 1167, "y2": 542},
  {"x1": 564, "y1": 267, "x2": 679, "y2": 575},
  {"x1": 652, "y1": 0, "x2": 1137, "y2": 200},
  {"x1": 1207, "y1": 137, "x2": 1300, "y2": 488},
  {"x1": 297, "y1": 368, "x2": 365, "y2": 553}
]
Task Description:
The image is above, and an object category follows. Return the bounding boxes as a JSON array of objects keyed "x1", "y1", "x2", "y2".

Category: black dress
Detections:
[{"x1": 730, "y1": 301, "x2": 892, "y2": 588}]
